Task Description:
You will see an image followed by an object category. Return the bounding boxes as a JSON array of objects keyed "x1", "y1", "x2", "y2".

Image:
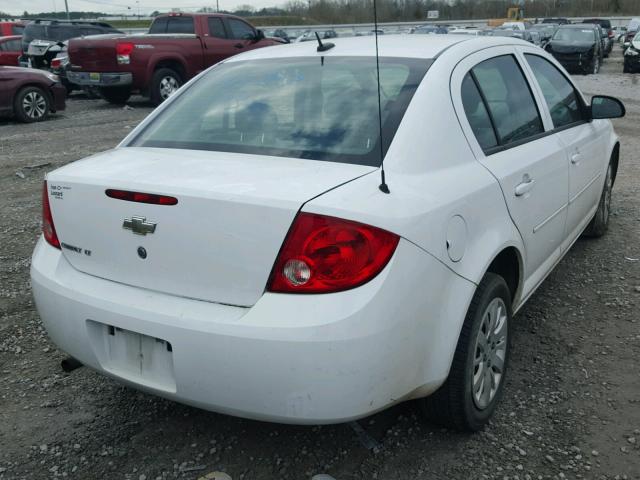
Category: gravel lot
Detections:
[{"x1": 1, "y1": 47, "x2": 639, "y2": 480}]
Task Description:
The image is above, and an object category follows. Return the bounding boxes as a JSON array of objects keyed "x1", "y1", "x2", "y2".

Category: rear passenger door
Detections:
[
  {"x1": 451, "y1": 48, "x2": 569, "y2": 292},
  {"x1": 520, "y1": 51, "x2": 608, "y2": 243}
]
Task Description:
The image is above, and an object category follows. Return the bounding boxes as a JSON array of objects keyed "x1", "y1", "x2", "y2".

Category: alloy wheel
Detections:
[
  {"x1": 23, "y1": 91, "x2": 47, "y2": 119},
  {"x1": 472, "y1": 297, "x2": 508, "y2": 410},
  {"x1": 159, "y1": 76, "x2": 180, "y2": 100}
]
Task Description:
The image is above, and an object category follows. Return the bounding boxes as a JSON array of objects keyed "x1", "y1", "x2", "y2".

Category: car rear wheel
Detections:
[
  {"x1": 100, "y1": 86, "x2": 131, "y2": 105},
  {"x1": 420, "y1": 272, "x2": 511, "y2": 431},
  {"x1": 14, "y1": 86, "x2": 51, "y2": 123},
  {"x1": 583, "y1": 162, "x2": 613, "y2": 238},
  {"x1": 150, "y1": 68, "x2": 182, "y2": 106}
]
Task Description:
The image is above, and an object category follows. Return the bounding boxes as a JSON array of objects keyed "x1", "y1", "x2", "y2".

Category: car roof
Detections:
[
  {"x1": 0, "y1": 35, "x2": 21, "y2": 41},
  {"x1": 226, "y1": 34, "x2": 529, "y2": 62}
]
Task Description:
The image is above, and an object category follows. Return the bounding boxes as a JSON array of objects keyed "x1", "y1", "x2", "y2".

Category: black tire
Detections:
[
  {"x1": 421, "y1": 273, "x2": 512, "y2": 431},
  {"x1": 583, "y1": 162, "x2": 613, "y2": 238},
  {"x1": 99, "y1": 86, "x2": 131, "y2": 105},
  {"x1": 13, "y1": 86, "x2": 51, "y2": 123},
  {"x1": 149, "y1": 67, "x2": 182, "y2": 106}
]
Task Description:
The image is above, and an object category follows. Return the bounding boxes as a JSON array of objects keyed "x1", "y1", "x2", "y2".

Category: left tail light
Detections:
[
  {"x1": 116, "y1": 42, "x2": 134, "y2": 65},
  {"x1": 42, "y1": 181, "x2": 60, "y2": 249},
  {"x1": 267, "y1": 212, "x2": 399, "y2": 294}
]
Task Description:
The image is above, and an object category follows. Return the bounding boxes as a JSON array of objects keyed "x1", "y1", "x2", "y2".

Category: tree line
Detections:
[{"x1": 4, "y1": 0, "x2": 640, "y2": 25}]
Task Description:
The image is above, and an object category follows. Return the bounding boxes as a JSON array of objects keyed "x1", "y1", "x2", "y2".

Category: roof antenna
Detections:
[
  {"x1": 315, "y1": 31, "x2": 335, "y2": 52},
  {"x1": 373, "y1": 0, "x2": 389, "y2": 194}
]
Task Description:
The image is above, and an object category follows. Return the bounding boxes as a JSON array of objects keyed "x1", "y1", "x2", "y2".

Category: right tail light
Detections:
[{"x1": 267, "y1": 212, "x2": 399, "y2": 294}]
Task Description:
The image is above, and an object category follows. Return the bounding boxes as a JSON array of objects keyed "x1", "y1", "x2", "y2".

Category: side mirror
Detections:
[
  {"x1": 252, "y1": 29, "x2": 265, "y2": 42},
  {"x1": 590, "y1": 95, "x2": 626, "y2": 119}
]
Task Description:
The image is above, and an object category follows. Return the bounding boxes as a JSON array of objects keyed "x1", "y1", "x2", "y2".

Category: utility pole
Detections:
[
  {"x1": 64, "y1": 0, "x2": 70, "y2": 20},
  {"x1": 217, "y1": 0, "x2": 220, "y2": 13}
]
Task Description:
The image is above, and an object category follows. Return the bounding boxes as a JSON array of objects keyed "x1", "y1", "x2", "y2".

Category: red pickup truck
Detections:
[{"x1": 66, "y1": 13, "x2": 281, "y2": 105}]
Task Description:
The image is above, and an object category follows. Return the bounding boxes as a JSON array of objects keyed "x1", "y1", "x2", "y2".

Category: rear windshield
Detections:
[
  {"x1": 130, "y1": 56, "x2": 429, "y2": 166},
  {"x1": 149, "y1": 16, "x2": 195, "y2": 34}
]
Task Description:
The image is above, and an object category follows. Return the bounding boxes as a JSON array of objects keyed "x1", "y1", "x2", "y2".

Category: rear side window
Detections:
[
  {"x1": 471, "y1": 55, "x2": 544, "y2": 148},
  {"x1": 227, "y1": 19, "x2": 255, "y2": 40},
  {"x1": 525, "y1": 54, "x2": 584, "y2": 129},
  {"x1": 208, "y1": 18, "x2": 227, "y2": 38},
  {"x1": 12, "y1": 25, "x2": 24, "y2": 35},
  {"x1": 461, "y1": 74, "x2": 498, "y2": 150}
]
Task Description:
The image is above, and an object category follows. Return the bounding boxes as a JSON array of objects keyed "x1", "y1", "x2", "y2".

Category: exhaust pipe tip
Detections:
[{"x1": 61, "y1": 356, "x2": 83, "y2": 373}]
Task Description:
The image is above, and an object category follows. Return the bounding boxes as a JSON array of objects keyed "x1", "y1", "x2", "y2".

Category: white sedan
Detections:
[{"x1": 32, "y1": 35, "x2": 624, "y2": 431}]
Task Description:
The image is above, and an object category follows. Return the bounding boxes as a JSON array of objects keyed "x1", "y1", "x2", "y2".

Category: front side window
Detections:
[
  {"x1": 130, "y1": 57, "x2": 429, "y2": 166},
  {"x1": 471, "y1": 55, "x2": 544, "y2": 147},
  {"x1": 208, "y1": 18, "x2": 227, "y2": 38},
  {"x1": 227, "y1": 19, "x2": 255, "y2": 40},
  {"x1": 525, "y1": 54, "x2": 584, "y2": 128}
]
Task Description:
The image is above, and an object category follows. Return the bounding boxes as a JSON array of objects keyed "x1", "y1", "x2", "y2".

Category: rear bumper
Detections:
[
  {"x1": 66, "y1": 70, "x2": 132, "y2": 87},
  {"x1": 31, "y1": 237, "x2": 475, "y2": 424}
]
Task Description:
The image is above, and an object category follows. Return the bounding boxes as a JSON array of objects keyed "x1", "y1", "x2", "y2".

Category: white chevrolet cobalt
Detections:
[{"x1": 32, "y1": 35, "x2": 624, "y2": 431}]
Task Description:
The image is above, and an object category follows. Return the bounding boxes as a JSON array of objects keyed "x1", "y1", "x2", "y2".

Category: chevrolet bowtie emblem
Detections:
[{"x1": 122, "y1": 216, "x2": 157, "y2": 235}]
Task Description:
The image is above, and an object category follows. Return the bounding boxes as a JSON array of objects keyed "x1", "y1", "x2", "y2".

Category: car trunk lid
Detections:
[{"x1": 46, "y1": 147, "x2": 376, "y2": 307}]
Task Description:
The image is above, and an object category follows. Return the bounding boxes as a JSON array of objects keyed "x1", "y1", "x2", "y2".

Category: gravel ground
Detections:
[{"x1": 0, "y1": 48, "x2": 639, "y2": 480}]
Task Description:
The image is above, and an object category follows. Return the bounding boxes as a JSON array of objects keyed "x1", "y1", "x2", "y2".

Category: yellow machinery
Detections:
[{"x1": 488, "y1": 7, "x2": 526, "y2": 27}]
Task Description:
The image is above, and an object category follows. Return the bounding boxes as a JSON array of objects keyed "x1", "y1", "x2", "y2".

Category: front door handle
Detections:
[
  {"x1": 234, "y1": 43, "x2": 244, "y2": 49},
  {"x1": 515, "y1": 174, "x2": 535, "y2": 197},
  {"x1": 571, "y1": 153, "x2": 582, "y2": 165}
]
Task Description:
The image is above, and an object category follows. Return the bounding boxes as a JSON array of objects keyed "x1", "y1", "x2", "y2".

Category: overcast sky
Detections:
[{"x1": 1, "y1": 0, "x2": 284, "y2": 15}]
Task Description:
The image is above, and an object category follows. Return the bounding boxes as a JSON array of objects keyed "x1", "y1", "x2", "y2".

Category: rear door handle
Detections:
[
  {"x1": 571, "y1": 153, "x2": 582, "y2": 165},
  {"x1": 515, "y1": 175, "x2": 535, "y2": 197},
  {"x1": 234, "y1": 43, "x2": 244, "y2": 49}
]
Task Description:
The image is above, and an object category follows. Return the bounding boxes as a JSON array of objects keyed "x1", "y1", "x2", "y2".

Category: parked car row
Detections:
[{"x1": 2, "y1": 13, "x2": 638, "y2": 123}]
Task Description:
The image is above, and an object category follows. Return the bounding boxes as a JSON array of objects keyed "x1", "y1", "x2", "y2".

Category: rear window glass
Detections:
[
  {"x1": 553, "y1": 28, "x2": 596, "y2": 42},
  {"x1": 150, "y1": 17, "x2": 194, "y2": 34},
  {"x1": 130, "y1": 57, "x2": 430, "y2": 166},
  {"x1": 149, "y1": 17, "x2": 167, "y2": 33}
]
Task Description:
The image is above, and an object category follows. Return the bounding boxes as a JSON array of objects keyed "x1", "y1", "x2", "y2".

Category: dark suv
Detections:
[
  {"x1": 582, "y1": 18, "x2": 614, "y2": 56},
  {"x1": 20, "y1": 19, "x2": 122, "y2": 69}
]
